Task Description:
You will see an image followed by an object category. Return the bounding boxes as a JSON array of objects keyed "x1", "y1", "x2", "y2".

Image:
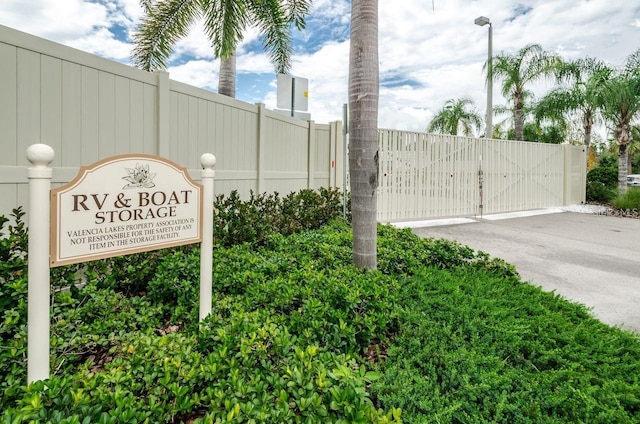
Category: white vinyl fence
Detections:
[
  {"x1": 0, "y1": 25, "x2": 343, "y2": 218},
  {"x1": 1, "y1": 24, "x2": 585, "y2": 223},
  {"x1": 377, "y1": 130, "x2": 586, "y2": 222}
]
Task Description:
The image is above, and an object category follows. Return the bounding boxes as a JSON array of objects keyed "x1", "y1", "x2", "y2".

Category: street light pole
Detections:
[{"x1": 475, "y1": 16, "x2": 492, "y2": 139}]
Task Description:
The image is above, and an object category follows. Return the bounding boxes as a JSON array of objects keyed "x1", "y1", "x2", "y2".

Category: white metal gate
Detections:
[{"x1": 376, "y1": 130, "x2": 585, "y2": 222}]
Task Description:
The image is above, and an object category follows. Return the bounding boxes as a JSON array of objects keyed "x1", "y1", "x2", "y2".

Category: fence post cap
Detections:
[
  {"x1": 26, "y1": 144, "x2": 55, "y2": 166},
  {"x1": 200, "y1": 153, "x2": 216, "y2": 170}
]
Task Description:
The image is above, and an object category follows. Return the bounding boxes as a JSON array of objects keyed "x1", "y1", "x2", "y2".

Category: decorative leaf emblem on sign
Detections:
[{"x1": 122, "y1": 163, "x2": 156, "y2": 189}]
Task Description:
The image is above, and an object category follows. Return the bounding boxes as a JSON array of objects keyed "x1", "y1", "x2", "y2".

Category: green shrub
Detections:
[
  {"x1": 0, "y1": 209, "x2": 82, "y2": 393},
  {"x1": 588, "y1": 165, "x2": 618, "y2": 187},
  {"x1": 612, "y1": 187, "x2": 640, "y2": 212},
  {"x1": 212, "y1": 187, "x2": 345, "y2": 247},
  {"x1": 376, "y1": 224, "x2": 518, "y2": 280},
  {"x1": 586, "y1": 180, "x2": 617, "y2": 203},
  {"x1": 146, "y1": 248, "x2": 201, "y2": 326},
  {"x1": 3, "y1": 198, "x2": 640, "y2": 423},
  {"x1": 586, "y1": 166, "x2": 617, "y2": 202},
  {"x1": 0, "y1": 208, "x2": 27, "y2": 281},
  {"x1": 373, "y1": 266, "x2": 640, "y2": 423}
]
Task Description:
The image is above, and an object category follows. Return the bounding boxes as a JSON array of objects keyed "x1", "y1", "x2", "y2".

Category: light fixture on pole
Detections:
[{"x1": 475, "y1": 16, "x2": 492, "y2": 139}]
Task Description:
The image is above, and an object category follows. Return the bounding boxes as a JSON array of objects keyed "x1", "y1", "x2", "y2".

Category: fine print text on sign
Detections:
[{"x1": 51, "y1": 155, "x2": 202, "y2": 267}]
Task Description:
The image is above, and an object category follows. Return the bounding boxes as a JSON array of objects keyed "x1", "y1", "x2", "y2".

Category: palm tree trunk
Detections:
[
  {"x1": 619, "y1": 143, "x2": 629, "y2": 193},
  {"x1": 583, "y1": 113, "x2": 592, "y2": 148},
  {"x1": 218, "y1": 50, "x2": 236, "y2": 98},
  {"x1": 617, "y1": 124, "x2": 631, "y2": 193},
  {"x1": 349, "y1": 0, "x2": 379, "y2": 269},
  {"x1": 514, "y1": 92, "x2": 524, "y2": 141}
]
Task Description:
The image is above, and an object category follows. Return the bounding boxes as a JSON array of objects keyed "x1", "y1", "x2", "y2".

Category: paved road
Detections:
[{"x1": 410, "y1": 211, "x2": 640, "y2": 333}]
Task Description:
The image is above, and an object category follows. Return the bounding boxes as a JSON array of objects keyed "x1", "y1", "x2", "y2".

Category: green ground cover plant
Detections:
[{"x1": 1, "y1": 188, "x2": 640, "y2": 423}]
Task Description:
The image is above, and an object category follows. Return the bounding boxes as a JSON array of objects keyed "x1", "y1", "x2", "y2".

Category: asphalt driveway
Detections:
[{"x1": 407, "y1": 210, "x2": 640, "y2": 333}]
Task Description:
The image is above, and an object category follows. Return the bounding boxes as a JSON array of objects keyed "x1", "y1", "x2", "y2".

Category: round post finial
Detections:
[
  {"x1": 26, "y1": 144, "x2": 55, "y2": 167},
  {"x1": 200, "y1": 153, "x2": 216, "y2": 170}
]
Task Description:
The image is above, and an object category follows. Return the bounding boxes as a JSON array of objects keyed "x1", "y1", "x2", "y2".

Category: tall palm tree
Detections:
[
  {"x1": 607, "y1": 131, "x2": 640, "y2": 175},
  {"x1": 535, "y1": 57, "x2": 611, "y2": 148},
  {"x1": 427, "y1": 97, "x2": 483, "y2": 137},
  {"x1": 131, "y1": 0, "x2": 310, "y2": 97},
  {"x1": 630, "y1": 125, "x2": 640, "y2": 174},
  {"x1": 492, "y1": 90, "x2": 535, "y2": 139},
  {"x1": 487, "y1": 43, "x2": 559, "y2": 141},
  {"x1": 349, "y1": 0, "x2": 379, "y2": 269},
  {"x1": 600, "y1": 71, "x2": 640, "y2": 193}
]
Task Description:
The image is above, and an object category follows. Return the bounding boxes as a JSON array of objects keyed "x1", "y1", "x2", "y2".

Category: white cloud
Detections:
[
  {"x1": 168, "y1": 60, "x2": 219, "y2": 91},
  {"x1": 237, "y1": 51, "x2": 274, "y2": 74},
  {"x1": 1, "y1": 0, "x2": 639, "y2": 133},
  {"x1": 67, "y1": 27, "x2": 133, "y2": 61},
  {"x1": 0, "y1": 0, "x2": 108, "y2": 40}
]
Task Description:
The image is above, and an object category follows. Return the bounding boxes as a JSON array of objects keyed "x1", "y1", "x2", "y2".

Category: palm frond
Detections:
[
  {"x1": 131, "y1": 0, "x2": 201, "y2": 71},
  {"x1": 427, "y1": 97, "x2": 482, "y2": 137},
  {"x1": 202, "y1": 0, "x2": 248, "y2": 59},
  {"x1": 140, "y1": 0, "x2": 155, "y2": 14},
  {"x1": 283, "y1": 0, "x2": 312, "y2": 30},
  {"x1": 249, "y1": 0, "x2": 293, "y2": 74}
]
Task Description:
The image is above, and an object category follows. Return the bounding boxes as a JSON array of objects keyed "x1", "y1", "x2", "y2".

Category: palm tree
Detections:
[
  {"x1": 427, "y1": 97, "x2": 483, "y2": 137},
  {"x1": 131, "y1": 0, "x2": 310, "y2": 97},
  {"x1": 492, "y1": 90, "x2": 535, "y2": 140},
  {"x1": 487, "y1": 43, "x2": 559, "y2": 141},
  {"x1": 349, "y1": 0, "x2": 379, "y2": 269},
  {"x1": 535, "y1": 57, "x2": 611, "y2": 148},
  {"x1": 596, "y1": 49, "x2": 640, "y2": 192},
  {"x1": 607, "y1": 132, "x2": 640, "y2": 175},
  {"x1": 630, "y1": 125, "x2": 640, "y2": 174}
]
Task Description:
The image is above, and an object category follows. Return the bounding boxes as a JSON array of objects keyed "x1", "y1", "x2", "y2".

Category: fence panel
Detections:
[
  {"x1": 564, "y1": 144, "x2": 588, "y2": 205},
  {"x1": 262, "y1": 110, "x2": 310, "y2": 194},
  {"x1": 313, "y1": 123, "x2": 336, "y2": 189},
  {"x1": 0, "y1": 25, "x2": 341, "y2": 218},
  {"x1": 427, "y1": 134, "x2": 479, "y2": 218},
  {"x1": 0, "y1": 25, "x2": 585, "y2": 222},
  {"x1": 377, "y1": 131, "x2": 585, "y2": 222},
  {"x1": 377, "y1": 132, "x2": 480, "y2": 221},
  {"x1": 481, "y1": 139, "x2": 563, "y2": 214}
]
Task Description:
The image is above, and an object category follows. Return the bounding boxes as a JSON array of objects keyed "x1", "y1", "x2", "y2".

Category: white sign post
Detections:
[
  {"x1": 26, "y1": 145, "x2": 216, "y2": 383},
  {"x1": 199, "y1": 154, "x2": 216, "y2": 321},
  {"x1": 26, "y1": 144, "x2": 55, "y2": 384}
]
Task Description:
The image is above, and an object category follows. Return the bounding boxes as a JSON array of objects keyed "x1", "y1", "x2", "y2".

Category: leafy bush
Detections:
[
  {"x1": 586, "y1": 166, "x2": 617, "y2": 202},
  {"x1": 376, "y1": 224, "x2": 518, "y2": 280},
  {"x1": 588, "y1": 165, "x2": 618, "y2": 187},
  {"x1": 212, "y1": 187, "x2": 344, "y2": 247},
  {"x1": 0, "y1": 209, "x2": 82, "y2": 393},
  {"x1": 1, "y1": 219, "x2": 403, "y2": 422},
  {"x1": 2, "y1": 200, "x2": 640, "y2": 422},
  {"x1": 586, "y1": 180, "x2": 617, "y2": 203}
]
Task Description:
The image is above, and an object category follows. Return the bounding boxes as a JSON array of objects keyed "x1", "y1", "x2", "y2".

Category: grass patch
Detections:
[{"x1": 612, "y1": 187, "x2": 640, "y2": 211}]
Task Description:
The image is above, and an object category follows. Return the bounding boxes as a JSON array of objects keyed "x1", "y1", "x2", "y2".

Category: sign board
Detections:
[
  {"x1": 51, "y1": 155, "x2": 202, "y2": 266},
  {"x1": 277, "y1": 74, "x2": 309, "y2": 111}
]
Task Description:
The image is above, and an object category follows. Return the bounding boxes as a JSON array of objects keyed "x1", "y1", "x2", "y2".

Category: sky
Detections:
[{"x1": 1, "y1": 0, "x2": 639, "y2": 136}]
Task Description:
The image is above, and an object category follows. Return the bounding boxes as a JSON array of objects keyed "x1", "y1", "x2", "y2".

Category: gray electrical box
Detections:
[{"x1": 277, "y1": 74, "x2": 309, "y2": 113}]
